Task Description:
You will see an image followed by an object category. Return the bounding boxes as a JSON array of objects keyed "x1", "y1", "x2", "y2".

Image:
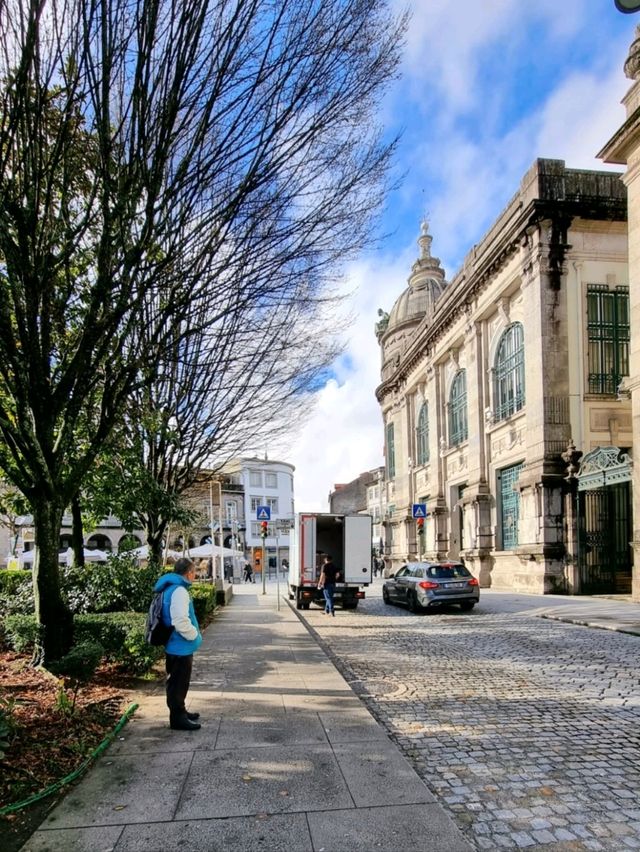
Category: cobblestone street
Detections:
[{"x1": 296, "y1": 587, "x2": 640, "y2": 851}]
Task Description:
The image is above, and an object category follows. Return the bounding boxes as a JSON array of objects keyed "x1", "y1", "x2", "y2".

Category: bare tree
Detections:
[
  {"x1": 105, "y1": 279, "x2": 346, "y2": 562},
  {"x1": 0, "y1": 0, "x2": 406, "y2": 662}
]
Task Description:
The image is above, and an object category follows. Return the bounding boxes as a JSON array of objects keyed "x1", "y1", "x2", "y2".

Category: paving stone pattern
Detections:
[{"x1": 301, "y1": 600, "x2": 640, "y2": 851}]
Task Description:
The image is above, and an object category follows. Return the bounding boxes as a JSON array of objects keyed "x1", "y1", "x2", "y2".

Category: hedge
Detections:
[
  {"x1": 1, "y1": 581, "x2": 217, "y2": 671},
  {"x1": 74, "y1": 613, "x2": 163, "y2": 674},
  {"x1": 2, "y1": 614, "x2": 40, "y2": 653},
  {"x1": 1, "y1": 612, "x2": 162, "y2": 674},
  {"x1": 191, "y1": 582, "x2": 217, "y2": 624},
  {"x1": 0, "y1": 569, "x2": 31, "y2": 597}
]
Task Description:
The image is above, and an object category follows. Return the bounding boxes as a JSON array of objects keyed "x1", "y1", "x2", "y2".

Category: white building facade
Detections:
[{"x1": 224, "y1": 457, "x2": 295, "y2": 573}]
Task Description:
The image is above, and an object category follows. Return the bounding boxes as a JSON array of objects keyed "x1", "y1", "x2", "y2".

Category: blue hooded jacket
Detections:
[{"x1": 153, "y1": 572, "x2": 203, "y2": 656}]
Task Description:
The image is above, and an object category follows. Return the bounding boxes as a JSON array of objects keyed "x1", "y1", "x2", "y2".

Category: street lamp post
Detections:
[
  {"x1": 231, "y1": 518, "x2": 238, "y2": 582},
  {"x1": 209, "y1": 479, "x2": 224, "y2": 583}
]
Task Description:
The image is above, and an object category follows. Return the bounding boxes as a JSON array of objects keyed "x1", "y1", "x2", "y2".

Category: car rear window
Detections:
[{"x1": 427, "y1": 564, "x2": 471, "y2": 579}]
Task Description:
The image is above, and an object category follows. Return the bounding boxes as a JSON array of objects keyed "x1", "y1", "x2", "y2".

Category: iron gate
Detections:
[{"x1": 578, "y1": 482, "x2": 632, "y2": 594}]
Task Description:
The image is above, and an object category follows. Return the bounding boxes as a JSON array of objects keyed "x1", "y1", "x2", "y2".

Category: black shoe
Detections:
[
  {"x1": 170, "y1": 717, "x2": 201, "y2": 731},
  {"x1": 186, "y1": 711, "x2": 200, "y2": 721}
]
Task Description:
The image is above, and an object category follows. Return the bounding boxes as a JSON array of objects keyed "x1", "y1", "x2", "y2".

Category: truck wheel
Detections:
[
  {"x1": 343, "y1": 599, "x2": 358, "y2": 610},
  {"x1": 295, "y1": 594, "x2": 303, "y2": 610}
]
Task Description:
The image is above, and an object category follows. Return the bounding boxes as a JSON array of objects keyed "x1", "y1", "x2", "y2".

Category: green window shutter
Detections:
[
  {"x1": 416, "y1": 402, "x2": 429, "y2": 465},
  {"x1": 386, "y1": 422, "x2": 395, "y2": 479},
  {"x1": 495, "y1": 323, "x2": 525, "y2": 420},
  {"x1": 500, "y1": 462, "x2": 524, "y2": 550},
  {"x1": 448, "y1": 370, "x2": 468, "y2": 447},
  {"x1": 587, "y1": 285, "x2": 629, "y2": 395}
]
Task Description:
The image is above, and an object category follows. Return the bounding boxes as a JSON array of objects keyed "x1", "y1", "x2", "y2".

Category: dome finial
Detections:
[{"x1": 418, "y1": 215, "x2": 432, "y2": 259}]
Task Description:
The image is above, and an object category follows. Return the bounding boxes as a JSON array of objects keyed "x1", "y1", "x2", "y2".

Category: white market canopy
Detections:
[
  {"x1": 186, "y1": 543, "x2": 244, "y2": 560},
  {"x1": 18, "y1": 548, "x2": 109, "y2": 566},
  {"x1": 125, "y1": 544, "x2": 182, "y2": 561},
  {"x1": 64, "y1": 548, "x2": 110, "y2": 564}
]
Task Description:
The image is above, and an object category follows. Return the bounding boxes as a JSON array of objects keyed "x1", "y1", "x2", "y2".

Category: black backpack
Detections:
[{"x1": 145, "y1": 590, "x2": 174, "y2": 646}]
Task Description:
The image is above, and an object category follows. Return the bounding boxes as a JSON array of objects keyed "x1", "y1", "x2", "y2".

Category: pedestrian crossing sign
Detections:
[
  {"x1": 256, "y1": 506, "x2": 271, "y2": 520},
  {"x1": 412, "y1": 503, "x2": 427, "y2": 518}
]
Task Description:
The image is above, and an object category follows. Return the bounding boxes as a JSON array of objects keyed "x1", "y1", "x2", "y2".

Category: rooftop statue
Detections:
[{"x1": 375, "y1": 308, "x2": 389, "y2": 338}]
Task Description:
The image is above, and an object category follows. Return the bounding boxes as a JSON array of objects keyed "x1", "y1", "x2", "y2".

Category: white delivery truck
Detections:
[{"x1": 288, "y1": 513, "x2": 372, "y2": 610}]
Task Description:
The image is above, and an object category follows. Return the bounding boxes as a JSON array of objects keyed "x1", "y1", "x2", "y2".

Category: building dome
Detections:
[{"x1": 376, "y1": 221, "x2": 447, "y2": 343}]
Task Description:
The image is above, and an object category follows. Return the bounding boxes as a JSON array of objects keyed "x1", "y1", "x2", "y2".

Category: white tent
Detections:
[
  {"x1": 65, "y1": 547, "x2": 109, "y2": 565},
  {"x1": 17, "y1": 550, "x2": 35, "y2": 565},
  {"x1": 186, "y1": 543, "x2": 244, "y2": 559},
  {"x1": 124, "y1": 544, "x2": 182, "y2": 561},
  {"x1": 18, "y1": 549, "x2": 63, "y2": 566},
  {"x1": 18, "y1": 548, "x2": 109, "y2": 566}
]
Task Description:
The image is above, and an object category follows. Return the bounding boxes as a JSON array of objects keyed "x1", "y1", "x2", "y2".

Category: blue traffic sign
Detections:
[
  {"x1": 412, "y1": 503, "x2": 427, "y2": 519},
  {"x1": 256, "y1": 505, "x2": 271, "y2": 521}
]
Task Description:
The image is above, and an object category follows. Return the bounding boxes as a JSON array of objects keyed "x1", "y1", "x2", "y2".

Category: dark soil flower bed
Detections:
[{"x1": 0, "y1": 651, "x2": 151, "y2": 852}]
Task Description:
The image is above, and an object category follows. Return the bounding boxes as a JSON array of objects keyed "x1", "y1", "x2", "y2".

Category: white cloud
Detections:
[
  {"x1": 534, "y1": 66, "x2": 630, "y2": 168},
  {"x1": 287, "y1": 251, "x2": 415, "y2": 511}
]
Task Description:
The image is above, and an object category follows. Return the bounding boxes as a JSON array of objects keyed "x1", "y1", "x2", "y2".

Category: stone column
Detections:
[
  {"x1": 560, "y1": 441, "x2": 583, "y2": 594},
  {"x1": 516, "y1": 203, "x2": 572, "y2": 592}
]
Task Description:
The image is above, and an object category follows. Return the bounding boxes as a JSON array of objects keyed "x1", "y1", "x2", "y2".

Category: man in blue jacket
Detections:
[{"x1": 154, "y1": 557, "x2": 203, "y2": 731}]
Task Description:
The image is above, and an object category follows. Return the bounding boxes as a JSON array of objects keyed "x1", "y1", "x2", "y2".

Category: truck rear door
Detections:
[
  {"x1": 343, "y1": 515, "x2": 372, "y2": 584},
  {"x1": 299, "y1": 514, "x2": 317, "y2": 584}
]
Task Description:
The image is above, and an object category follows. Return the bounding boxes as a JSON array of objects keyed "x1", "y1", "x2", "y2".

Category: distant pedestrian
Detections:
[
  {"x1": 318, "y1": 554, "x2": 340, "y2": 616},
  {"x1": 243, "y1": 561, "x2": 253, "y2": 583},
  {"x1": 153, "y1": 557, "x2": 203, "y2": 731}
]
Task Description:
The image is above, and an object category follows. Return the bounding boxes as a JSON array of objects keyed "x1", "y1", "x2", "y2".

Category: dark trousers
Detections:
[{"x1": 165, "y1": 653, "x2": 193, "y2": 721}]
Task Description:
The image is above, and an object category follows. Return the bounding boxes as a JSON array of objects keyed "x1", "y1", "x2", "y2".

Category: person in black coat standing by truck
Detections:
[{"x1": 318, "y1": 554, "x2": 340, "y2": 616}]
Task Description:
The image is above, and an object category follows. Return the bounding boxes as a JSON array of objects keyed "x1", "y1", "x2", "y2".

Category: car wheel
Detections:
[
  {"x1": 408, "y1": 591, "x2": 419, "y2": 613},
  {"x1": 382, "y1": 586, "x2": 391, "y2": 604},
  {"x1": 459, "y1": 601, "x2": 475, "y2": 611}
]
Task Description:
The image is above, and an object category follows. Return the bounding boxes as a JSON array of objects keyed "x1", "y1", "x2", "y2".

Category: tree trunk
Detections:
[
  {"x1": 145, "y1": 517, "x2": 168, "y2": 567},
  {"x1": 31, "y1": 497, "x2": 74, "y2": 665},
  {"x1": 71, "y1": 495, "x2": 85, "y2": 568}
]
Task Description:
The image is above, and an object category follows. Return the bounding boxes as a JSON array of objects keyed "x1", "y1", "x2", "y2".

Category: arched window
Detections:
[
  {"x1": 416, "y1": 402, "x2": 429, "y2": 465},
  {"x1": 448, "y1": 370, "x2": 468, "y2": 447},
  {"x1": 386, "y1": 422, "x2": 395, "y2": 479},
  {"x1": 495, "y1": 323, "x2": 525, "y2": 420}
]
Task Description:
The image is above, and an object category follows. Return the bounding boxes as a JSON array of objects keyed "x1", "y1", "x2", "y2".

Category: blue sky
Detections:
[{"x1": 283, "y1": 0, "x2": 638, "y2": 512}]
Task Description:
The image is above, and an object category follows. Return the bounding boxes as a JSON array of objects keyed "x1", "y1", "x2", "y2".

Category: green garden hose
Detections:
[{"x1": 0, "y1": 701, "x2": 138, "y2": 816}]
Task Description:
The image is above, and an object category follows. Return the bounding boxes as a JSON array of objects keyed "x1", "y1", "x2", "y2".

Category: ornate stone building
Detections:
[
  {"x1": 599, "y1": 25, "x2": 640, "y2": 602},
  {"x1": 376, "y1": 159, "x2": 631, "y2": 594}
]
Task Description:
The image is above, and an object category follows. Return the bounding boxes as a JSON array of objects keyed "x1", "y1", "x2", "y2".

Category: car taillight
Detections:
[
  {"x1": 468, "y1": 577, "x2": 479, "y2": 586},
  {"x1": 418, "y1": 581, "x2": 439, "y2": 590}
]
